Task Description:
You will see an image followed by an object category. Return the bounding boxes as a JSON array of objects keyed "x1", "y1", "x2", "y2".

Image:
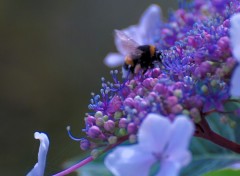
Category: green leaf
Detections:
[
  {"x1": 181, "y1": 103, "x2": 240, "y2": 176},
  {"x1": 203, "y1": 169, "x2": 240, "y2": 176}
]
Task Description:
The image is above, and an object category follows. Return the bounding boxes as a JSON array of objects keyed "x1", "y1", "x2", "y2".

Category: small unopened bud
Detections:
[
  {"x1": 96, "y1": 118, "x2": 104, "y2": 127},
  {"x1": 108, "y1": 136, "x2": 117, "y2": 144},
  {"x1": 114, "y1": 111, "x2": 123, "y2": 119},
  {"x1": 210, "y1": 80, "x2": 217, "y2": 87},
  {"x1": 86, "y1": 116, "x2": 96, "y2": 124},
  {"x1": 190, "y1": 108, "x2": 201, "y2": 123},
  {"x1": 118, "y1": 128, "x2": 127, "y2": 136},
  {"x1": 103, "y1": 115, "x2": 109, "y2": 121},
  {"x1": 142, "y1": 78, "x2": 153, "y2": 89},
  {"x1": 80, "y1": 139, "x2": 91, "y2": 150},
  {"x1": 119, "y1": 118, "x2": 128, "y2": 128},
  {"x1": 129, "y1": 134, "x2": 137, "y2": 143},
  {"x1": 173, "y1": 89, "x2": 183, "y2": 98},
  {"x1": 87, "y1": 126, "x2": 101, "y2": 138},
  {"x1": 127, "y1": 122, "x2": 137, "y2": 134},
  {"x1": 182, "y1": 109, "x2": 190, "y2": 115},
  {"x1": 201, "y1": 85, "x2": 208, "y2": 93},
  {"x1": 152, "y1": 68, "x2": 161, "y2": 78},
  {"x1": 91, "y1": 149, "x2": 101, "y2": 159},
  {"x1": 171, "y1": 104, "x2": 183, "y2": 114},
  {"x1": 104, "y1": 120, "x2": 115, "y2": 131},
  {"x1": 95, "y1": 111, "x2": 103, "y2": 118},
  {"x1": 166, "y1": 96, "x2": 178, "y2": 107}
]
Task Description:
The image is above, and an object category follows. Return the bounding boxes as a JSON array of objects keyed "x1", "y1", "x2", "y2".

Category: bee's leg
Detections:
[
  {"x1": 134, "y1": 64, "x2": 142, "y2": 74},
  {"x1": 122, "y1": 64, "x2": 133, "y2": 79}
]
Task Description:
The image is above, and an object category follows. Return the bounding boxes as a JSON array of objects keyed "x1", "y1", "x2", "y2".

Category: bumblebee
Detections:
[
  {"x1": 123, "y1": 44, "x2": 162, "y2": 76},
  {"x1": 114, "y1": 30, "x2": 162, "y2": 78}
]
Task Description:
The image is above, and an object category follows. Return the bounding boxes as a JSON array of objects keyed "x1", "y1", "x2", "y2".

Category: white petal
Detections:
[
  {"x1": 105, "y1": 145, "x2": 155, "y2": 176},
  {"x1": 230, "y1": 13, "x2": 240, "y2": 62},
  {"x1": 165, "y1": 115, "x2": 194, "y2": 154},
  {"x1": 230, "y1": 65, "x2": 240, "y2": 97},
  {"x1": 104, "y1": 53, "x2": 124, "y2": 67},
  {"x1": 138, "y1": 113, "x2": 171, "y2": 153},
  {"x1": 138, "y1": 4, "x2": 162, "y2": 45},
  {"x1": 27, "y1": 132, "x2": 49, "y2": 176},
  {"x1": 156, "y1": 160, "x2": 181, "y2": 176}
]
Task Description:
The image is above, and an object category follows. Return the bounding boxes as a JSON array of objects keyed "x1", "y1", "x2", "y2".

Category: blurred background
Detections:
[{"x1": 0, "y1": 1, "x2": 176, "y2": 175}]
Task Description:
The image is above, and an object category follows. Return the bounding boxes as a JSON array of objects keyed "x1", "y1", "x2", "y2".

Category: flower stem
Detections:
[
  {"x1": 52, "y1": 156, "x2": 94, "y2": 176},
  {"x1": 195, "y1": 116, "x2": 240, "y2": 153},
  {"x1": 52, "y1": 135, "x2": 129, "y2": 176}
]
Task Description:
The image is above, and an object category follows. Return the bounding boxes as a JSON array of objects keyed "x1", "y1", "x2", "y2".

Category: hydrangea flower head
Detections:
[
  {"x1": 77, "y1": 0, "x2": 240, "y2": 152},
  {"x1": 27, "y1": 1, "x2": 240, "y2": 176},
  {"x1": 27, "y1": 132, "x2": 49, "y2": 176},
  {"x1": 105, "y1": 113, "x2": 194, "y2": 176}
]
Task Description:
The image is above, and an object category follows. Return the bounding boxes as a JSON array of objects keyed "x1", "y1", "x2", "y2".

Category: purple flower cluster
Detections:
[{"x1": 68, "y1": 0, "x2": 240, "y2": 151}]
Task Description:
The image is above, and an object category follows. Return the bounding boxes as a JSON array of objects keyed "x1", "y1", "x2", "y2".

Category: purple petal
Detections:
[
  {"x1": 138, "y1": 113, "x2": 171, "y2": 153},
  {"x1": 228, "y1": 162, "x2": 240, "y2": 170},
  {"x1": 104, "y1": 53, "x2": 124, "y2": 67},
  {"x1": 156, "y1": 159, "x2": 182, "y2": 176},
  {"x1": 105, "y1": 145, "x2": 155, "y2": 176},
  {"x1": 230, "y1": 65, "x2": 240, "y2": 97},
  {"x1": 166, "y1": 115, "x2": 194, "y2": 152},
  {"x1": 156, "y1": 115, "x2": 193, "y2": 176},
  {"x1": 165, "y1": 150, "x2": 192, "y2": 171},
  {"x1": 27, "y1": 132, "x2": 49, "y2": 176},
  {"x1": 138, "y1": 4, "x2": 162, "y2": 45},
  {"x1": 230, "y1": 13, "x2": 240, "y2": 62}
]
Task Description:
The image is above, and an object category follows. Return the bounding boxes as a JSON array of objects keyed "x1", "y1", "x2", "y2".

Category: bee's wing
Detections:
[{"x1": 114, "y1": 30, "x2": 142, "y2": 56}]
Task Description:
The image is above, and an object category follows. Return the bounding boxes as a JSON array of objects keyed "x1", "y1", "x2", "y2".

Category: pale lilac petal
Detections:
[
  {"x1": 138, "y1": 4, "x2": 162, "y2": 45},
  {"x1": 166, "y1": 150, "x2": 192, "y2": 169},
  {"x1": 105, "y1": 145, "x2": 155, "y2": 176},
  {"x1": 228, "y1": 162, "x2": 240, "y2": 170},
  {"x1": 230, "y1": 65, "x2": 240, "y2": 97},
  {"x1": 156, "y1": 160, "x2": 182, "y2": 176},
  {"x1": 104, "y1": 53, "x2": 124, "y2": 67},
  {"x1": 165, "y1": 115, "x2": 194, "y2": 154},
  {"x1": 159, "y1": 115, "x2": 193, "y2": 174},
  {"x1": 138, "y1": 113, "x2": 171, "y2": 153},
  {"x1": 230, "y1": 13, "x2": 240, "y2": 62},
  {"x1": 27, "y1": 132, "x2": 49, "y2": 176}
]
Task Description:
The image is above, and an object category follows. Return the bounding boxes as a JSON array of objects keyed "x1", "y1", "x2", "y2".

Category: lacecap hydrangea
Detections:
[{"x1": 27, "y1": 0, "x2": 240, "y2": 176}]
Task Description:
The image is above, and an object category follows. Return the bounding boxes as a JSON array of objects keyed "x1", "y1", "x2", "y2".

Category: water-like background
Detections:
[{"x1": 0, "y1": 1, "x2": 176, "y2": 175}]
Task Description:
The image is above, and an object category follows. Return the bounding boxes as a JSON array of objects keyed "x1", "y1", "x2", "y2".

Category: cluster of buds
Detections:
[{"x1": 69, "y1": 0, "x2": 240, "y2": 154}]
